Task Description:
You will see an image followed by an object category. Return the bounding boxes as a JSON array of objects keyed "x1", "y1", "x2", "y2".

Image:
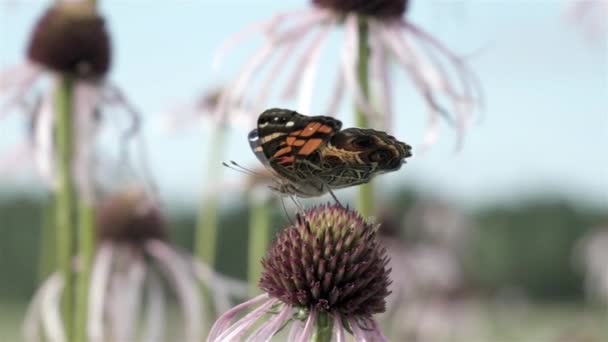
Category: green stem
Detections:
[
  {"x1": 55, "y1": 76, "x2": 75, "y2": 340},
  {"x1": 247, "y1": 193, "x2": 271, "y2": 295},
  {"x1": 355, "y1": 16, "x2": 374, "y2": 218},
  {"x1": 310, "y1": 312, "x2": 333, "y2": 342},
  {"x1": 73, "y1": 202, "x2": 95, "y2": 342},
  {"x1": 38, "y1": 193, "x2": 56, "y2": 283},
  {"x1": 195, "y1": 128, "x2": 226, "y2": 268}
]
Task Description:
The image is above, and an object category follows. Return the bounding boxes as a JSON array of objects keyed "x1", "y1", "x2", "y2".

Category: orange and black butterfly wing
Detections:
[{"x1": 254, "y1": 108, "x2": 341, "y2": 177}]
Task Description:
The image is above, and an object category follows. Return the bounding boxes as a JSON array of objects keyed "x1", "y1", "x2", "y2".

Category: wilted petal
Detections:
[
  {"x1": 40, "y1": 273, "x2": 66, "y2": 342},
  {"x1": 191, "y1": 257, "x2": 248, "y2": 314},
  {"x1": 88, "y1": 243, "x2": 114, "y2": 341},
  {"x1": 146, "y1": 240, "x2": 203, "y2": 342},
  {"x1": 213, "y1": 297, "x2": 278, "y2": 342},
  {"x1": 208, "y1": 293, "x2": 270, "y2": 342},
  {"x1": 0, "y1": 62, "x2": 42, "y2": 117},
  {"x1": 296, "y1": 309, "x2": 316, "y2": 342},
  {"x1": 212, "y1": 8, "x2": 318, "y2": 71},
  {"x1": 73, "y1": 81, "x2": 102, "y2": 202},
  {"x1": 245, "y1": 304, "x2": 292, "y2": 341},
  {"x1": 333, "y1": 314, "x2": 345, "y2": 342},
  {"x1": 142, "y1": 272, "x2": 166, "y2": 342}
]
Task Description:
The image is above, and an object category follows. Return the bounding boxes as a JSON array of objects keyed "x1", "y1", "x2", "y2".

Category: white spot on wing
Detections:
[{"x1": 285, "y1": 121, "x2": 294, "y2": 127}]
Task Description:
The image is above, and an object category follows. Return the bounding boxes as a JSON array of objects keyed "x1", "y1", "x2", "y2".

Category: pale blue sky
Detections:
[{"x1": 1, "y1": 1, "x2": 606, "y2": 209}]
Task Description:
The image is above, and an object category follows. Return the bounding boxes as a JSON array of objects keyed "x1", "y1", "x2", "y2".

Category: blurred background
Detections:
[{"x1": 1, "y1": 0, "x2": 606, "y2": 341}]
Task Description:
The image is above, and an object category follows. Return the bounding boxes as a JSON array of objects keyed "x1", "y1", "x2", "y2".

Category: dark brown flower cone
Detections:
[
  {"x1": 260, "y1": 204, "x2": 392, "y2": 317},
  {"x1": 312, "y1": 0, "x2": 408, "y2": 19},
  {"x1": 27, "y1": 2, "x2": 111, "y2": 78},
  {"x1": 96, "y1": 188, "x2": 168, "y2": 246}
]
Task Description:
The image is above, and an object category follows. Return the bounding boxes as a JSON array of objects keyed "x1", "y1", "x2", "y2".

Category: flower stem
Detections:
[
  {"x1": 310, "y1": 312, "x2": 333, "y2": 342},
  {"x1": 355, "y1": 16, "x2": 374, "y2": 217},
  {"x1": 54, "y1": 76, "x2": 75, "y2": 340},
  {"x1": 38, "y1": 193, "x2": 56, "y2": 283},
  {"x1": 247, "y1": 193, "x2": 271, "y2": 295},
  {"x1": 195, "y1": 127, "x2": 226, "y2": 267},
  {"x1": 73, "y1": 202, "x2": 95, "y2": 342}
]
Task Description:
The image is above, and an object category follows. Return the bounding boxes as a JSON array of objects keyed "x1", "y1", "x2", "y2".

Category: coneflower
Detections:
[
  {"x1": 0, "y1": 0, "x2": 140, "y2": 197},
  {"x1": 23, "y1": 188, "x2": 248, "y2": 342},
  {"x1": 212, "y1": 0, "x2": 481, "y2": 146},
  {"x1": 209, "y1": 204, "x2": 391, "y2": 341}
]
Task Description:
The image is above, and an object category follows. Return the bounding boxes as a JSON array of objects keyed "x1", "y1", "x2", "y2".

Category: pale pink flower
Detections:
[
  {"x1": 23, "y1": 188, "x2": 248, "y2": 342},
  {"x1": 0, "y1": 0, "x2": 141, "y2": 200},
  {"x1": 209, "y1": 205, "x2": 390, "y2": 341},
  {"x1": 213, "y1": 0, "x2": 481, "y2": 146}
]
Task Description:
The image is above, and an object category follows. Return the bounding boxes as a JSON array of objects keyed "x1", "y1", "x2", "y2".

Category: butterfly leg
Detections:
[{"x1": 327, "y1": 187, "x2": 344, "y2": 208}]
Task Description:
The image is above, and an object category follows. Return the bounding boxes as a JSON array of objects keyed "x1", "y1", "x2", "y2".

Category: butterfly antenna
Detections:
[{"x1": 221, "y1": 160, "x2": 262, "y2": 177}]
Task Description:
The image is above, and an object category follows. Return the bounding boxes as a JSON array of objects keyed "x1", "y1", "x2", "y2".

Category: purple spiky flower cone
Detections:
[{"x1": 260, "y1": 204, "x2": 392, "y2": 317}]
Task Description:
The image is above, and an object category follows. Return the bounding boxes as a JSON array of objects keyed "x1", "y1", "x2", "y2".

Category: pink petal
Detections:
[
  {"x1": 146, "y1": 240, "x2": 203, "y2": 342},
  {"x1": 213, "y1": 297, "x2": 278, "y2": 342},
  {"x1": 40, "y1": 273, "x2": 66, "y2": 342},
  {"x1": 245, "y1": 304, "x2": 292, "y2": 341},
  {"x1": 208, "y1": 293, "x2": 270, "y2": 341},
  {"x1": 333, "y1": 314, "x2": 346, "y2": 342},
  {"x1": 142, "y1": 272, "x2": 166, "y2": 342},
  {"x1": 296, "y1": 309, "x2": 316, "y2": 342},
  {"x1": 212, "y1": 7, "x2": 318, "y2": 71},
  {"x1": 88, "y1": 243, "x2": 114, "y2": 341}
]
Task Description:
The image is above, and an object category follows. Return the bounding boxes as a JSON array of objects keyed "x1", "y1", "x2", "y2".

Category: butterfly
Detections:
[{"x1": 247, "y1": 108, "x2": 412, "y2": 200}]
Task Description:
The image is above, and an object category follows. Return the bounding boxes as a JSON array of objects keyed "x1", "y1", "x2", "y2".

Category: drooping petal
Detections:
[
  {"x1": 245, "y1": 304, "x2": 292, "y2": 342},
  {"x1": 333, "y1": 314, "x2": 346, "y2": 342},
  {"x1": 213, "y1": 297, "x2": 279, "y2": 342},
  {"x1": 212, "y1": 7, "x2": 318, "y2": 71},
  {"x1": 40, "y1": 273, "x2": 66, "y2": 342},
  {"x1": 282, "y1": 22, "x2": 333, "y2": 105},
  {"x1": 73, "y1": 81, "x2": 102, "y2": 203},
  {"x1": 369, "y1": 31, "x2": 393, "y2": 131},
  {"x1": 32, "y1": 88, "x2": 56, "y2": 189},
  {"x1": 296, "y1": 309, "x2": 316, "y2": 342},
  {"x1": 146, "y1": 240, "x2": 203, "y2": 342},
  {"x1": 0, "y1": 62, "x2": 42, "y2": 117},
  {"x1": 111, "y1": 255, "x2": 146, "y2": 342},
  {"x1": 88, "y1": 243, "x2": 114, "y2": 341},
  {"x1": 215, "y1": 43, "x2": 274, "y2": 124},
  {"x1": 142, "y1": 271, "x2": 166, "y2": 342},
  {"x1": 22, "y1": 271, "x2": 52, "y2": 342},
  {"x1": 287, "y1": 318, "x2": 304, "y2": 341},
  {"x1": 208, "y1": 293, "x2": 270, "y2": 342},
  {"x1": 191, "y1": 257, "x2": 249, "y2": 314},
  {"x1": 373, "y1": 22, "x2": 448, "y2": 147}
]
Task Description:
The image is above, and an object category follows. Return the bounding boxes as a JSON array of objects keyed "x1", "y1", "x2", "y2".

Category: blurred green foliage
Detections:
[
  {"x1": 0, "y1": 190, "x2": 606, "y2": 302},
  {"x1": 466, "y1": 199, "x2": 605, "y2": 300}
]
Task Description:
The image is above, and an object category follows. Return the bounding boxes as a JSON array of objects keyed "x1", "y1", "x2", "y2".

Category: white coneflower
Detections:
[
  {"x1": 0, "y1": 0, "x2": 141, "y2": 199},
  {"x1": 23, "y1": 188, "x2": 248, "y2": 342},
  {"x1": 209, "y1": 204, "x2": 391, "y2": 341},
  {"x1": 213, "y1": 0, "x2": 480, "y2": 146}
]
